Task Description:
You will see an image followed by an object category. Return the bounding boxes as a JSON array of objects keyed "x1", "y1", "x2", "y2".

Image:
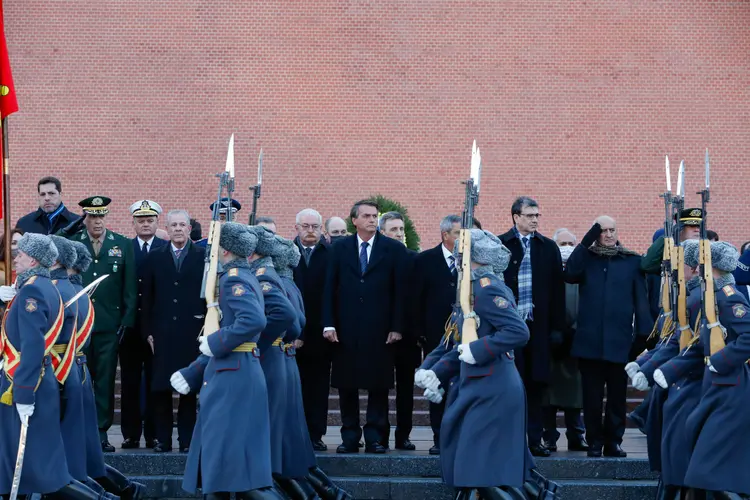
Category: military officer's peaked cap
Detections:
[
  {"x1": 210, "y1": 197, "x2": 241, "y2": 214},
  {"x1": 130, "y1": 199, "x2": 162, "y2": 218},
  {"x1": 677, "y1": 208, "x2": 703, "y2": 226},
  {"x1": 79, "y1": 196, "x2": 112, "y2": 216}
]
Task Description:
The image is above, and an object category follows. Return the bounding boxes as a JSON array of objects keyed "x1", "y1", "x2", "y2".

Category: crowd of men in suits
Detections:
[{"x1": 7, "y1": 175, "x2": 750, "y2": 463}]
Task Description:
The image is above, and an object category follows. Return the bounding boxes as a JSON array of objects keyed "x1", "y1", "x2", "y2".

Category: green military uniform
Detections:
[
  {"x1": 641, "y1": 208, "x2": 703, "y2": 275},
  {"x1": 65, "y1": 196, "x2": 137, "y2": 447}
]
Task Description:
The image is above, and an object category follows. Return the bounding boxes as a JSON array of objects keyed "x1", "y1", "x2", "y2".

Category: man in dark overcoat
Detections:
[
  {"x1": 292, "y1": 208, "x2": 332, "y2": 451},
  {"x1": 498, "y1": 196, "x2": 566, "y2": 457},
  {"x1": 322, "y1": 199, "x2": 407, "y2": 454},
  {"x1": 141, "y1": 209, "x2": 204, "y2": 452}
]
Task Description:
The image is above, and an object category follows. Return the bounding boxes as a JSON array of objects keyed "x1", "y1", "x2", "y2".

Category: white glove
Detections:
[
  {"x1": 624, "y1": 362, "x2": 640, "y2": 379},
  {"x1": 632, "y1": 372, "x2": 649, "y2": 391},
  {"x1": 414, "y1": 369, "x2": 428, "y2": 388},
  {"x1": 707, "y1": 359, "x2": 718, "y2": 373},
  {"x1": 198, "y1": 336, "x2": 213, "y2": 357},
  {"x1": 420, "y1": 370, "x2": 440, "y2": 391},
  {"x1": 653, "y1": 369, "x2": 668, "y2": 389},
  {"x1": 457, "y1": 344, "x2": 476, "y2": 365},
  {"x1": 0, "y1": 284, "x2": 16, "y2": 303},
  {"x1": 16, "y1": 403, "x2": 34, "y2": 420},
  {"x1": 170, "y1": 372, "x2": 190, "y2": 395},
  {"x1": 424, "y1": 387, "x2": 445, "y2": 404}
]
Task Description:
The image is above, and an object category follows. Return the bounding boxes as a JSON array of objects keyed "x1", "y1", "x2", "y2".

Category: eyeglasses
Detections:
[
  {"x1": 519, "y1": 213, "x2": 542, "y2": 220},
  {"x1": 297, "y1": 224, "x2": 321, "y2": 231}
]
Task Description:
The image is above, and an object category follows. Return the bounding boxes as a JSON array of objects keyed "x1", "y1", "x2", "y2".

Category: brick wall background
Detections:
[{"x1": 4, "y1": 1, "x2": 749, "y2": 251}]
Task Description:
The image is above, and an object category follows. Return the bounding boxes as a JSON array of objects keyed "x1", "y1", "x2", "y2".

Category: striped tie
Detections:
[{"x1": 449, "y1": 255, "x2": 456, "y2": 276}]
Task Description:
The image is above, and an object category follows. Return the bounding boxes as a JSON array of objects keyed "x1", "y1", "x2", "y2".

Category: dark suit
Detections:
[
  {"x1": 293, "y1": 236, "x2": 331, "y2": 442},
  {"x1": 119, "y1": 236, "x2": 167, "y2": 444},
  {"x1": 140, "y1": 240, "x2": 205, "y2": 448},
  {"x1": 413, "y1": 243, "x2": 458, "y2": 444},
  {"x1": 322, "y1": 232, "x2": 406, "y2": 446},
  {"x1": 498, "y1": 228, "x2": 566, "y2": 446}
]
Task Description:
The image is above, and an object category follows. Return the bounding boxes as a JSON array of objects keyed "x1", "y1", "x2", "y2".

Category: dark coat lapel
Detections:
[{"x1": 364, "y1": 233, "x2": 386, "y2": 275}]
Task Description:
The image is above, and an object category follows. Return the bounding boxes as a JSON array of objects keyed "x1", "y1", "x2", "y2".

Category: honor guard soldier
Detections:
[
  {"x1": 245, "y1": 226, "x2": 297, "y2": 487},
  {"x1": 67, "y1": 196, "x2": 137, "y2": 452},
  {"x1": 195, "y1": 198, "x2": 242, "y2": 248},
  {"x1": 654, "y1": 241, "x2": 750, "y2": 499},
  {"x1": 0, "y1": 233, "x2": 85, "y2": 498},
  {"x1": 170, "y1": 222, "x2": 283, "y2": 500},
  {"x1": 641, "y1": 208, "x2": 703, "y2": 275},
  {"x1": 69, "y1": 241, "x2": 146, "y2": 500}
]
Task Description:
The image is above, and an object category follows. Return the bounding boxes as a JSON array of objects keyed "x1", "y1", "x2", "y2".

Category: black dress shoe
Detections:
[
  {"x1": 153, "y1": 443, "x2": 173, "y2": 453},
  {"x1": 364, "y1": 443, "x2": 388, "y2": 454},
  {"x1": 145, "y1": 439, "x2": 159, "y2": 449},
  {"x1": 101, "y1": 440, "x2": 115, "y2": 453},
  {"x1": 429, "y1": 444, "x2": 440, "y2": 455},
  {"x1": 587, "y1": 446, "x2": 602, "y2": 458},
  {"x1": 357, "y1": 441, "x2": 364, "y2": 448},
  {"x1": 543, "y1": 440, "x2": 557, "y2": 452},
  {"x1": 336, "y1": 443, "x2": 358, "y2": 454},
  {"x1": 395, "y1": 439, "x2": 416, "y2": 451},
  {"x1": 311, "y1": 439, "x2": 327, "y2": 452},
  {"x1": 529, "y1": 444, "x2": 551, "y2": 457},
  {"x1": 567, "y1": 437, "x2": 589, "y2": 452},
  {"x1": 179, "y1": 444, "x2": 190, "y2": 453},
  {"x1": 121, "y1": 438, "x2": 140, "y2": 449},
  {"x1": 603, "y1": 444, "x2": 627, "y2": 457}
]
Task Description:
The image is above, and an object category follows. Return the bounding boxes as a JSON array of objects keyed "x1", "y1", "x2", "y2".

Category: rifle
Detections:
[
  {"x1": 457, "y1": 140, "x2": 481, "y2": 347},
  {"x1": 200, "y1": 135, "x2": 235, "y2": 338},
  {"x1": 697, "y1": 149, "x2": 725, "y2": 354},
  {"x1": 670, "y1": 161, "x2": 690, "y2": 349},
  {"x1": 654, "y1": 155, "x2": 675, "y2": 341},
  {"x1": 248, "y1": 148, "x2": 263, "y2": 225}
]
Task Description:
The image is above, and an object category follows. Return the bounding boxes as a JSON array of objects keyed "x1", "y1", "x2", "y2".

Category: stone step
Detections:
[{"x1": 127, "y1": 475, "x2": 657, "y2": 499}]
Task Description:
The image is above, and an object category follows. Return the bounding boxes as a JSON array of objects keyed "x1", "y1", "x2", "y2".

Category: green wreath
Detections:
[{"x1": 346, "y1": 194, "x2": 421, "y2": 251}]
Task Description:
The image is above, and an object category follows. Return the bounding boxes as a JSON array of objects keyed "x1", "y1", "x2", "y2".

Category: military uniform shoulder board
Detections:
[
  {"x1": 261, "y1": 282, "x2": 273, "y2": 292},
  {"x1": 479, "y1": 277, "x2": 491, "y2": 288},
  {"x1": 228, "y1": 268, "x2": 239, "y2": 277},
  {"x1": 26, "y1": 276, "x2": 37, "y2": 285},
  {"x1": 723, "y1": 285, "x2": 735, "y2": 297},
  {"x1": 256, "y1": 267, "x2": 266, "y2": 276},
  {"x1": 732, "y1": 303, "x2": 747, "y2": 318}
]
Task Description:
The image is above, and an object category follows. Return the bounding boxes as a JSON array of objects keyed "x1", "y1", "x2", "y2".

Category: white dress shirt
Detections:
[
  {"x1": 442, "y1": 243, "x2": 455, "y2": 269},
  {"x1": 357, "y1": 233, "x2": 375, "y2": 263},
  {"x1": 137, "y1": 236, "x2": 155, "y2": 252}
]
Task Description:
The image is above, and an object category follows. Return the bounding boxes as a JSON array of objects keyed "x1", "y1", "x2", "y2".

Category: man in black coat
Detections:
[
  {"x1": 120, "y1": 199, "x2": 168, "y2": 449},
  {"x1": 16, "y1": 176, "x2": 80, "y2": 235},
  {"x1": 140, "y1": 209, "x2": 205, "y2": 452},
  {"x1": 292, "y1": 208, "x2": 332, "y2": 451},
  {"x1": 412, "y1": 214, "x2": 461, "y2": 455},
  {"x1": 498, "y1": 196, "x2": 566, "y2": 457},
  {"x1": 378, "y1": 211, "x2": 420, "y2": 451},
  {"x1": 322, "y1": 199, "x2": 407, "y2": 454}
]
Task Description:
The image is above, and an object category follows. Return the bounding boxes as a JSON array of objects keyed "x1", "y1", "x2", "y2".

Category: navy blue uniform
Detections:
[
  {"x1": 51, "y1": 270, "x2": 88, "y2": 481},
  {"x1": 434, "y1": 273, "x2": 531, "y2": 488},
  {"x1": 179, "y1": 264, "x2": 273, "y2": 494},
  {"x1": 0, "y1": 273, "x2": 72, "y2": 494},
  {"x1": 251, "y1": 262, "x2": 296, "y2": 477},
  {"x1": 660, "y1": 281, "x2": 750, "y2": 494}
]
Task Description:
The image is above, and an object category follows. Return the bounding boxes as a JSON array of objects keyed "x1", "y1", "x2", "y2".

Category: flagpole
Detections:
[{"x1": 2, "y1": 115, "x2": 11, "y2": 285}]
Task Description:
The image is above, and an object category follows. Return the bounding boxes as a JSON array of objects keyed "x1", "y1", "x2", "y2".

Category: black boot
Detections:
[
  {"x1": 306, "y1": 467, "x2": 352, "y2": 500},
  {"x1": 524, "y1": 468, "x2": 560, "y2": 500},
  {"x1": 273, "y1": 475, "x2": 320, "y2": 499},
  {"x1": 235, "y1": 488, "x2": 288, "y2": 500},
  {"x1": 475, "y1": 486, "x2": 516, "y2": 500},
  {"x1": 94, "y1": 465, "x2": 145, "y2": 500},
  {"x1": 454, "y1": 488, "x2": 473, "y2": 500},
  {"x1": 203, "y1": 493, "x2": 230, "y2": 500},
  {"x1": 46, "y1": 480, "x2": 117, "y2": 500},
  {"x1": 82, "y1": 478, "x2": 119, "y2": 500},
  {"x1": 684, "y1": 488, "x2": 708, "y2": 500},
  {"x1": 712, "y1": 492, "x2": 750, "y2": 500}
]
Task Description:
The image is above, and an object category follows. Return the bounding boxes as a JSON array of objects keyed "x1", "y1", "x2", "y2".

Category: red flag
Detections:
[{"x1": 0, "y1": 0, "x2": 17, "y2": 118}]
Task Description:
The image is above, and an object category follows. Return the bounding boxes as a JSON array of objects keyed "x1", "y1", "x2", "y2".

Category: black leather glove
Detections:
[
  {"x1": 581, "y1": 223, "x2": 602, "y2": 248},
  {"x1": 117, "y1": 325, "x2": 128, "y2": 344},
  {"x1": 59, "y1": 214, "x2": 86, "y2": 236}
]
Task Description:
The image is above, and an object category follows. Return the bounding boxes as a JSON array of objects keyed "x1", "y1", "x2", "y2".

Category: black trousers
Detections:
[
  {"x1": 153, "y1": 390, "x2": 197, "y2": 447},
  {"x1": 525, "y1": 380, "x2": 546, "y2": 446},
  {"x1": 338, "y1": 388, "x2": 388, "y2": 447},
  {"x1": 542, "y1": 406, "x2": 585, "y2": 444},
  {"x1": 296, "y1": 349, "x2": 331, "y2": 441},
  {"x1": 118, "y1": 331, "x2": 155, "y2": 442},
  {"x1": 383, "y1": 348, "x2": 416, "y2": 444},
  {"x1": 429, "y1": 400, "x2": 445, "y2": 445},
  {"x1": 578, "y1": 358, "x2": 627, "y2": 447}
]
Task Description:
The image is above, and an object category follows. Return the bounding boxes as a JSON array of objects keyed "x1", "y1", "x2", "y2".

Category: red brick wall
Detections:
[{"x1": 5, "y1": 1, "x2": 750, "y2": 251}]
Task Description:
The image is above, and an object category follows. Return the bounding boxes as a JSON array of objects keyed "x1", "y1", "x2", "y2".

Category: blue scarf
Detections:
[
  {"x1": 46, "y1": 203, "x2": 65, "y2": 231},
  {"x1": 514, "y1": 227, "x2": 533, "y2": 321}
]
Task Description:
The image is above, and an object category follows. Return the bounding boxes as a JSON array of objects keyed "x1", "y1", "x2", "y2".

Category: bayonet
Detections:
[
  {"x1": 705, "y1": 148, "x2": 710, "y2": 190},
  {"x1": 249, "y1": 147, "x2": 263, "y2": 225},
  {"x1": 665, "y1": 155, "x2": 671, "y2": 193},
  {"x1": 224, "y1": 134, "x2": 235, "y2": 222},
  {"x1": 677, "y1": 160, "x2": 685, "y2": 199}
]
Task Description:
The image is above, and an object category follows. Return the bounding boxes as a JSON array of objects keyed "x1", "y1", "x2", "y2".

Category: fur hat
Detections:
[
  {"x1": 219, "y1": 222, "x2": 258, "y2": 258},
  {"x1": 682, "y1": 239, "x2": 738, "y2": 272},
  {"x1": 469, "y1": 229, "x2": 510, "y2": 269},
  {"x1": 17, "y1": 233, "x2": 59, "y2": 268},
  {"x1": 70, "y1": 241, "x2": 93, "y2": 273},
  {"x1": 271, "y1": 235, "x2": 301, "y2": 270},
  {"x1": 49, "y1": 235, "x2": 78, "y2": 269},
  {"x1": 246, "y1": 225, "x2": 285, "y2": 258}
]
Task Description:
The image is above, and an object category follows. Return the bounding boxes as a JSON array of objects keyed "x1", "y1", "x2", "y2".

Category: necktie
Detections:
[
  {"x1": 359, "y1": 242, "x2": 369, "y2": 275},
  {"x1": 92, "y1": 239, "x2": 101, "y2": 256},
  {"x1": 175, "y1": 248, "x2": 183, "y2": 260},
  {"x1": 304, "y1": 247, "x2": 312, "y2": 266},
  {"x1": 142, "y1": 241, "x2": 149, "y2": 253},
  {"x1": 448, "y1": 255, "x2": 456, "y2": 277}
]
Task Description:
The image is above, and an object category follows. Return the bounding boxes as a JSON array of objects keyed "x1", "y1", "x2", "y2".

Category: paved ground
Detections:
[{"x1": 107, "y1": 425, "x2": 648, "y2": 459}]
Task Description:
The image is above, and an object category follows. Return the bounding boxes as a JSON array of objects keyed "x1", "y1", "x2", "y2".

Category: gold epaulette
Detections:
[{"x1": 271, "y1": 338, "x2": 283, "y2": 346}]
